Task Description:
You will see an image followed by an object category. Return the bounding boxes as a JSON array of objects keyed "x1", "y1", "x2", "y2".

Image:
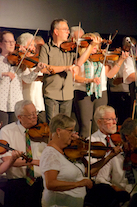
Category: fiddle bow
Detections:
[{"x1": 15, "y1": 28, "x2": 39, "y2": 74}]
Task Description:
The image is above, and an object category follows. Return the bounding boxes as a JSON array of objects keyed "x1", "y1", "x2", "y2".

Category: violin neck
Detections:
[
  {"x1": 91, "y1": 146, "x2": 112, "y2": 150},
  {"x1": 24, "y1": 57, "x2": 38, "y2": 64},
  {"x1": 0, "y1": 142, "x2": 32, "y2": 163}
]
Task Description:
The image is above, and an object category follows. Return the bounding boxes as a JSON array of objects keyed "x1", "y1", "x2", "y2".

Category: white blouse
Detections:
[
  {"x1": 40, "y1": 146, "x2": 86, "y2": 207},
  {"x1": 74, "y1": 60, "x2": 107, "y2": 92},
  {"x1": 0, "y1": 54, "x2": 38, "y2": 112}
]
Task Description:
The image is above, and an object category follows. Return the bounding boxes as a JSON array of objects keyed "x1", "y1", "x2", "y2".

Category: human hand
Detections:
[
  {"x1": 19, "y1": 45, "x2": 34, "y2": 57},
  {"x1": 66, "y1": 65, "x2": 79, "y2": 74},
  {"x1": 36, "y1": 62, "x2": 51, "y2": 74},
  {"x1": 2, "y1": 72, "x2": 15, "y2": 80},
  {"x1": 112, "y1": 185, "x2": 124, "y2": 192},
  {"x1": 11, "y1": 150, "x2": 23, "y2": 162},
  {"x1": 113, "y1": 77, "x2": 123, "y2": 85},
  {"x1": 78, "y1": 178, "x2": 93, "y2": 189},
  {"x1": 109, "y1": 145, "x2": 123, "y2": 158},
  {"x1": 71, "y1": 131, "x2": 79, "y2": 140},
  {"x1": 120, "y1": 51, "x2": 129, "y2": 60},
  {"x1": 92, "y1": 77, "x2": 101, "y2": 85},
  {"x1": 90, "y1": 36, "x2": 102, "y2": 47},
  {"x1": 31, "y1": 159, "x2": 39, "y2": 166}
]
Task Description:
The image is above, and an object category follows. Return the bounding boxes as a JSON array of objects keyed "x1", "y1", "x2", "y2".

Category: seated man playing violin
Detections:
[
  {"x1": 0, "y1": 31, "x2": 46, "y2": 127},
  {"x1": 83, "y1": 105, "x2": 131, "y2": 207},
  {"x1": 95, "y1": 118, "x2": 137, "y2": 207},
  {"x1": 40, "y1": 113, "x2": 122, "y2": 207},
  {"x1": 0, "y1": 100, "x2": 47, "y2": 207}
]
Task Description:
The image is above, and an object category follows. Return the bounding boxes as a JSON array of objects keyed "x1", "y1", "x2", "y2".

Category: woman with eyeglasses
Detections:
[
  {"x1": 0, "y1": 31, "x2": 45, "y2": 127},
  {"x1": 40, "y1": 113, "x2": 122, "y2": 207}
]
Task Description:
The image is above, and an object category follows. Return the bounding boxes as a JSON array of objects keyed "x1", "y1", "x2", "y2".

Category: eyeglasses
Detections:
[
  {"x1": 100, "y1": 118, "x2": 118, "y2": 123},
  {"x1": 57, "y1": 28, "x2": 70, "y2": 32},
  {"x1": 3, "y1": 40, "x2": 16, "y2": 44},
  {"x1": 20, "y1": 111, "x2": 39, "y2": 119},
  {"x1": 65, "y1": 128, "x2": 75, "y2": 134}
]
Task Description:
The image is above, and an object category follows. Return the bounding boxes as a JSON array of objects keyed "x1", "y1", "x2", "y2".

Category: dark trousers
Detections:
[
  {"x1": 0, "y1": 111, "x2": 17, "y2": 128},
  {"x1": 44, "y1": 97, "x2": 72, "y2": 124},
  {"x1": 84, "y1": 183, "x2": 130, "y2": 207},
  {"x1": 3, "y1": 177, "x2": 43, "y2": 207},
  {"x1": 73, "y1": 90, "x2": 108, "y2": 138}
]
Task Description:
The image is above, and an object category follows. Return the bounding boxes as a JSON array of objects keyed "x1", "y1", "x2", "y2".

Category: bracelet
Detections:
[{"x1": 115, "y1": 63, "x2": 121, "y2": 68}]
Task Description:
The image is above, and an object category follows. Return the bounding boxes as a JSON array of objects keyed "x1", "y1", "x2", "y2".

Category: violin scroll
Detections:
[{"x1": 0, "y1": 140, "x2": 32, "y2": 163}]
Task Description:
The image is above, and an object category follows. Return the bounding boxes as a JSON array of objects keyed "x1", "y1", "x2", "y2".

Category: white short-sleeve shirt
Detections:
[{"x1": 40, "y1": 146, "x2": 86, "y2": 207}]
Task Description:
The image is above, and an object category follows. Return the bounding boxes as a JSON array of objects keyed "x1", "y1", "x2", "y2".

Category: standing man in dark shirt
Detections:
[{"x1": 39, "y1": 18, "x2": 102, "y2": 123}]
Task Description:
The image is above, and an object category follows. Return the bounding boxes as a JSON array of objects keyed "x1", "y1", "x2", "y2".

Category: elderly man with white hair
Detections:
[{"x1": 0, "y1": 100, "x2": 47, "y2": 207}]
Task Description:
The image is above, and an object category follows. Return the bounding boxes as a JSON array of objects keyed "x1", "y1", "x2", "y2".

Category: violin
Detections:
[
  {"x1": 111, "y1": 125, "x2": 123, "y2": 146},
  {"x1": 89, "y1": 50, "x2": 121, "y2": 62},
  {"x1": 64, "y1": 139, "x2": 112, "y2": 160},
  {"x1": 123, "y1": 143, "x2": 137, "y2": 168},
  {"x1": 60, "y1": 37, "x2": 112, "y2": 52},
  {"x1": 7, "y1": 51, "x2": 39, "y2": 69},
  {"x1": 7, "y1": 44, "x2": 55, "y2": 74},
  {"x1": 0, "y1": 140, "x2": 32, "y2": 163},
  {"x1": 28, "y1": 122, "x2": 50, "y2": 142}
]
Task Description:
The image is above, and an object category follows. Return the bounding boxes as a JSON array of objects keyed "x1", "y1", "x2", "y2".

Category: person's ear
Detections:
[
  {"x1": 97, "y1": 119, "x2": 101, "y2": 127},
  {"x1": 54, "y1": 28, "x2": 59, "y2": 36},
  {"x1": 56, "y1": 128, "x2": 61, "y2": 138},
  {"x1": 17, "y1": 115, "x2": 22, "y2": 122}
]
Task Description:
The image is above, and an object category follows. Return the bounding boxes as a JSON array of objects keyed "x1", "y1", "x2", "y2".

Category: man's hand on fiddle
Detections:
[
  {"x1": 109, "y1": 145, "x2": 123, "y2": 159},
  {"x1": 66, "y1": 65, "x2": 80, "y2": 75},
  {"x1": 35, "y1": 62, "x2": 51, "y2": 74},
  {"x1": 11, "y1": 150, "x2": 23, "y2": 162}
]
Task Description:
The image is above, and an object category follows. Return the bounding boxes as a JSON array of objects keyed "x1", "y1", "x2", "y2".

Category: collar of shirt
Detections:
[
  {"x1": 98, "y1": 129, "x2": 115, "y2": 147},
  {"x1": 98, "y1": 129, "x2": 108, "y2": 140},
  {"x1": 17, "y1": 120, "x2": 26, "y2": 135}
]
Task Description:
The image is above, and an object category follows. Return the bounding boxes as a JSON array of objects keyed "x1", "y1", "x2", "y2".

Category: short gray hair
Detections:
[
  {"x1": 14, "y1": 100, "x2": 33, "y2": 118},
  {"x1": 70, "y1": 26, "x2": 84, "y2": 38},
  {"x1": 17, "y1": 32, "x2": 34, "y2": 46},
  {"x1": 94, "y1": 105, "x2": 115, "y2": 125},
  {"x1": 50, "y1": 19, "x2": 68, "y2": 36},
  {"x1": 49, "y1": 113, "x2": 76, "y2": 133}
]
